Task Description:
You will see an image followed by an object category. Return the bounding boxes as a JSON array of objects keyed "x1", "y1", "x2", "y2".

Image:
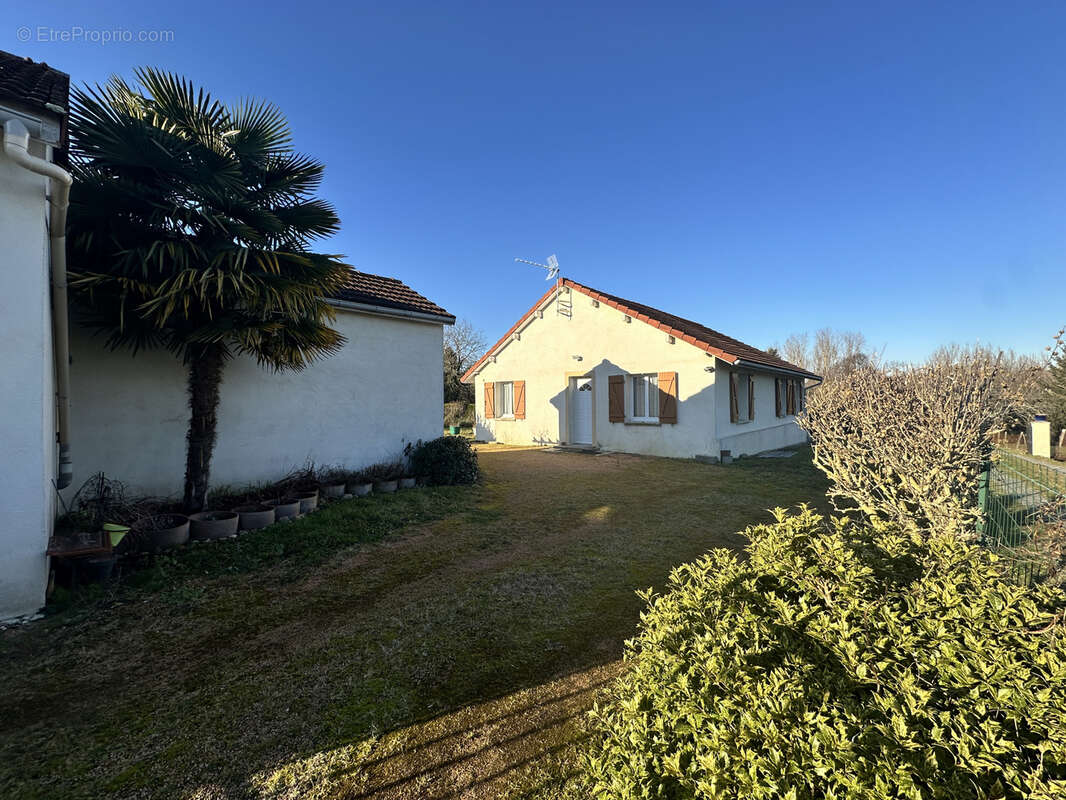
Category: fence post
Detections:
[{"x1": 976, "y1": 460, "x2": 990, "y2": 541}]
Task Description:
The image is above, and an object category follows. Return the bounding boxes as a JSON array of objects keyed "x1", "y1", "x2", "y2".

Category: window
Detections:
[
  {"x1": 631, "y1": 374, "x2": 658, "y2": 421},
  {"x1": 729, "y1": 371, "x2": 753, "y2": 423},
  {"x1": 496, "y1": 381, "x2": 514, "y2": 418}
]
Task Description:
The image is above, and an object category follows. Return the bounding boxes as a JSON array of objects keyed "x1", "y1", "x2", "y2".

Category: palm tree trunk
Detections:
[{"x1": 183, "y1": 345, "x2": 226, "y2": 513}]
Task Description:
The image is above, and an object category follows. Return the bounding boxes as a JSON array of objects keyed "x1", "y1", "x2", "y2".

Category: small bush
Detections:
[
  {"x1": 586, "y1": 508, "x2": 1066, "y2": 800},
  {"x1": 407, "y1": 436, "x2": 479, "y2": 486}
]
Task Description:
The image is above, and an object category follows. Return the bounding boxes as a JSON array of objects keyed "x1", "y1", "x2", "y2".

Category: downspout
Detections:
[{"x1": 4, "y1": 119, "x2": 74, "y2": 488}]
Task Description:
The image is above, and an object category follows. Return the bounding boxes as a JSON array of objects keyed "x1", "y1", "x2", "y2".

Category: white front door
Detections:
[{"x1": 571, "y1": 377, "x2": 593, "y2": 444}]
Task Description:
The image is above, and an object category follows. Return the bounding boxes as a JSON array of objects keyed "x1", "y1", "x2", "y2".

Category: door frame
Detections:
[{"x1": 565, "y1": 372, "x2": 595, "y2": 445}]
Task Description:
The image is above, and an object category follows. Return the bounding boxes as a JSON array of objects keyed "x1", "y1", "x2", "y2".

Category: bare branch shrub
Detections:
[{"x1": 799, "y1": 352, "x2": 1030, "y2": 539}]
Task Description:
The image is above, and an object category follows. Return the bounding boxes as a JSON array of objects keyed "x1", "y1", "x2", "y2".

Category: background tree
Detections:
[
  {"x1": 777, "y1": 328, "x2": 873, "y2": 381},
  {"x1": 67, "y1": 69, "x2": 349, "y2": 512},
  {"x1": 1043, "y1": 329, "x2": 1066, "y2": 444},
  {"x1": 443, "y1": 319, "x2": 486, "y2": 404}
]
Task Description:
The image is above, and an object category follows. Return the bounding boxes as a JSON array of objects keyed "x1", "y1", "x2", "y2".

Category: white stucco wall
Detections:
[
  {"x1": 472, "y1": 286, "x2": 807, "y2": 459},
  {"x1": 0, "y1": 141, "x2": 56, "y2": 621},
  {"x1": 65, "y1": 309, "x2": 445, "y2": 499}
]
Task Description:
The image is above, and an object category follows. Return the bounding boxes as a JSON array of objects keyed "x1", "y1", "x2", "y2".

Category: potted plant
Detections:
[
  {"x1": 365, "y1": 460, "x2": 403, "y2": 494},
  {"x1": 265, "y1": 496, "x2": 301, "y2": 520},
  {"x1": 135, "y1": 513, "x2": 190, "y2": 552},
  {"x1": 318, "y1": 466, "x2": 348, "y2": 499},
  {"x1": 444, "y1": 403, "x2": 464, "y2": 436},
  {"x1": 296, "y1": 489, "x2": 318, "y2": 514},
  {"x1": 189, "y1": 510, "x2": 240, "y2": 540},
  {"x1": 233, "y1": 503, "x2": 275, "y2": 530},
  {"x1": 348, "y1": 469, "x2": 373, "y2": 497}
]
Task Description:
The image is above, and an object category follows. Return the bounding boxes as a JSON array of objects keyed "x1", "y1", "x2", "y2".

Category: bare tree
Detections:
[
  {"x1": 444, "y1": 319, "x2": 487, "y2": 378},
  {"x1": 444, "y1": 319, "x2": 487, "y2": 405},
  {"x1": 777, "y1": 329, "x2": 872, "y2": 381}
]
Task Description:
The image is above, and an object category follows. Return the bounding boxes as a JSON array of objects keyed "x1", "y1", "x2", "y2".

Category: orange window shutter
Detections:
[
  {"x1": 658, "y1": 371, "x2": 678, "y2": 424},
  {"x1": 484, "y1": 382, "x2": 495, "y2": 419},
  {"x1": 608, "y1": 375, "x2": 625, "y2": 422},
  {"x1": 729, "y1": 371, "x2": 739, "y2": 423},
  {"x1": 748, "y1": 375, "x2": 755, "y2": 421},
  {"x1": 514, "y1": 381, "x2": 526, "y2": 419}
]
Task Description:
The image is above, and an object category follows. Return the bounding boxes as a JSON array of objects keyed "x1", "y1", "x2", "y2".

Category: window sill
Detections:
[
  {"x1": 733, "y1": 419, "x2": 752, "y2": 425},
  {"x1": 625, "y1": 420, "x2": 660, "y2": 426},
  {"x1": 495, "y1": 415, "x2": 516, "y2": 421}
]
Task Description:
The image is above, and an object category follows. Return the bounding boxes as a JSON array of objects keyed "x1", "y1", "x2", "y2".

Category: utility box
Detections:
[{"x1": 1032, "y1": 415, "x2": 1051, "y2": 459}]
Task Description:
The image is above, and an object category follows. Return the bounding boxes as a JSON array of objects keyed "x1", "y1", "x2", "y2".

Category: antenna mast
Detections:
[{"x1": 514, "y1": 254, "x2": 560, "y2": 281}]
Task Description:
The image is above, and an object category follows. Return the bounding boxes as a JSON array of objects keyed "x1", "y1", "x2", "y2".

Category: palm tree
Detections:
[{"x1": 67, "y1": 69, "x2": 350, "y2": 512}]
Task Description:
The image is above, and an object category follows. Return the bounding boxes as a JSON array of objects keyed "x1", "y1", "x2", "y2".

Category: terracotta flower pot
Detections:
[
  {"x1": 189, "y1": 511, "x2": 239, "y2": 540},
  {"x1": 349, "y1": 482, "x2": 372, "y2": 497},
  {"x1": 296, "y1": 490, "x2": 318, "y2": 514},
  {"x1": 266, "y1": 497, "x2": 301, "y2": 520},
  {"x1": 234, "y1": 504, "x2": 275, "y2": 530}
]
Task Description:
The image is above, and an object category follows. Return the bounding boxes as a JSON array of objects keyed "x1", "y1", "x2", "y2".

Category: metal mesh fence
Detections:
[{"x1": 979, "y1": 449, "x2": 1066, "y2": 585}]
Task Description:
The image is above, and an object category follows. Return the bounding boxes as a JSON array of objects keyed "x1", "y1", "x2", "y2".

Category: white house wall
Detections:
[
  {"x1": 714, "y1": 370, "x2": 810, "y2": 456},
  {"x1": 65, "y1": 309, "x2": 445, "y2": 499},
  {"x1": 0, "y1": 142, "x2": 55, "y2": 621},
  {"x1": 473, "y1": 287, "x2": 808, "y2": 459}
]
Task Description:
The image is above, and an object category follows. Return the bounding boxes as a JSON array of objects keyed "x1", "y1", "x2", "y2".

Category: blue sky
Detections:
[{"x1": 6, "y1": 1, "x2": 1064, "y2": 362}]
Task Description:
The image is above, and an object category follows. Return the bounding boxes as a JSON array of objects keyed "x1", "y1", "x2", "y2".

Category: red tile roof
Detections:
[
  {"x1": 0, "y1": 50, "x2": 69, "y2": 152},
  {"x1": 462, "y1": 278, "x2": 819, "y2": 382},
  {"x1": 0, "y1": 50, "x2": 69, "y2": 116},
  {"x1": 328, "y1": 270, "x2": 454, "y2": 321}
]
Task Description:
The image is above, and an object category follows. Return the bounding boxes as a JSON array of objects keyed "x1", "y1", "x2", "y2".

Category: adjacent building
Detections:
[{"x1": 462, "y1": 278, "x2": 819, "y2": 460}]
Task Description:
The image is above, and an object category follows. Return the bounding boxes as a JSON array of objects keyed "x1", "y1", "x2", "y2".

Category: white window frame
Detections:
[
  {"x1": 496, "y1": 381, "x2": 514, "y2": 419},
  {"x1": 630, "y1": 373, "x2": 659, "y2": 423}
]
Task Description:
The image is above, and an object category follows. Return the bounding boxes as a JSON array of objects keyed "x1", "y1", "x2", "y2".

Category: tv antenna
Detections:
[{"x1": 514, "y1": 253, "x2": 560, "y2": 281}]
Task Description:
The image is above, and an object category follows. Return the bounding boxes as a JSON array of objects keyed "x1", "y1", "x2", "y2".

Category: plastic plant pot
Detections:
[
  {"x1": 102, "y1": 523, "x2": 130, "y2": 548},
  {"x1": 349, "y1": 482, "x2": 372, "y2": 497},
  {"x1": 321, "y1": 483, "x2": 346, "y2": 499},
  {"x1": 398, "y1": 477, "x2": 417, "y2": 489},
  {"x1": 373, "y1": 480, "x2": 398, "y2": 494},
  {"x1": 137, "y1": 514, "x2": 190, "y2": 552}
]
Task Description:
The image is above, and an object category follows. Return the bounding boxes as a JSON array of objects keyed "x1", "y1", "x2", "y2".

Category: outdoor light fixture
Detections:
[{"x1": 573, "y1": 355, "x2": 583, "y2": 362}]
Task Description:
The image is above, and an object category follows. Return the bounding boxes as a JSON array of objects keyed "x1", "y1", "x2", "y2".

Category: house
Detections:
[
  {"x1": 66, "y1": 271, "x2": 455, "y2": 498},
  {"x1": 462, "y1": 278, "x2": 819, "y2": 460},
  {"x1": 0, "y1": 51, "x2": 71, "y2": 622},
  {"x1": 0, "y1": 49, "x2": 454, "y2": 622}
]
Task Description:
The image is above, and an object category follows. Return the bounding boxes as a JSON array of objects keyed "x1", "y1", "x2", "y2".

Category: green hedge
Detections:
[
  {"x1": 586, "y1": 507, "x2": 1066, "y2": 799},
  {"x1": 407, "y1": 436, "x2": 479, "y2": 486}
]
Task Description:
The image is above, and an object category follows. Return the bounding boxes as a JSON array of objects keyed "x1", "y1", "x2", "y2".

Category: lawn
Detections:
[{"x1": 0, "y1": 445, "x2": 827, "y2": 799}]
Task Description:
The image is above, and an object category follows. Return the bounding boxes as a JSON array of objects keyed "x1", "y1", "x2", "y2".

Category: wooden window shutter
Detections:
[
  {"x1": 658, "y1": 372, "x2": 678, "y2": 424},
  {"x1": 786, "y1": 380, "x2": 795, "y2": 415},
  {"x1": 797, "y1": 380, "x2": 805, "y2": 413},
  {"x1": 484, "y1": 382, "x2": 495, "y2": 420},
  {"x1": 514, "y1": 381, "x2": 526, "y2": 419},
  {"x1": 775, "y1": 379, "x2": 783, "y2": 417},
  {"x1": 729, "y1": 371, "x2": 739, "y2": 423},
  {"x1": 608, "y1": 375, "x2": 625, "y2": 422},
  {"x1": 747, "y1": 375, "x2": 755, "y2": 421}
]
